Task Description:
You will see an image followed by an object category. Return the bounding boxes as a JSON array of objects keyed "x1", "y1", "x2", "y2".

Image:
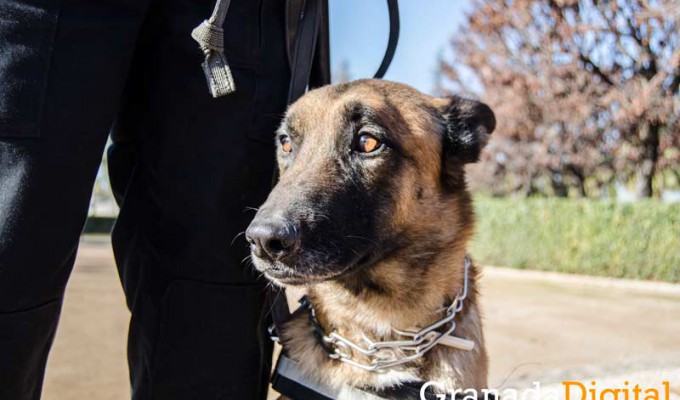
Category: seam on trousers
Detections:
[{"x1": 0, "y1": 297, "x2": 61, "y2": 316}]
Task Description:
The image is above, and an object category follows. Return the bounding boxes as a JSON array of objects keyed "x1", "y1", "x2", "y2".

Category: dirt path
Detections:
[
  {"x1": 41, "y1": 238, "x2": 680, "y2": 399},
  {"x1": 42, "y1": 238, "x2": 129, "y2": 400},
  {"x1": 481, "y1": 272, "x2": 680, "y2": 388}
]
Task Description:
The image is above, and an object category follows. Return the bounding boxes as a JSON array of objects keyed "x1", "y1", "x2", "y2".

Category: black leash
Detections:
[
  {"x1": 374, "y1": 0, "x2": 400, "y2": 79},
  {"x1": 273, "y1": 353, "x2": 498, "y2": 400},
  {"x1": 286, "y1": 0, "x2": 400, "y2": 104}
]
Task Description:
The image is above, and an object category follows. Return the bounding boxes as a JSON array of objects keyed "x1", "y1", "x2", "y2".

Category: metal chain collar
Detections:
[{"x1": 272, "y1": 257, "x2": 474, "y2": 373}]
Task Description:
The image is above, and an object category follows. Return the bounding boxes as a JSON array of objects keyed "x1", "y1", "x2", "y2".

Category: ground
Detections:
[{"x1": 41, "y1": 237, "x2": 680, "y2": 400}]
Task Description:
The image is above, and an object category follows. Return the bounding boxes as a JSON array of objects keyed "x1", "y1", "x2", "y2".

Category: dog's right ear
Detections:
[{"x1": 433, "y1": 96, "x2": 496, "y2": 189}]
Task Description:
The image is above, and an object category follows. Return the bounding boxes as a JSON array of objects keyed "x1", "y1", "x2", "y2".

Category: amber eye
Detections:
[
  {"x1": 356, "y1": 134, "x2": 381, "y2": 153},
  {"x1": 280, "y1": 136, "x2": 292, "y2": 153}
]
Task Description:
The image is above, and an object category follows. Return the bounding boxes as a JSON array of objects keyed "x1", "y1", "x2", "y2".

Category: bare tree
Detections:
[
  {"x1": 333, "y1": 60, "x2": 353, "y2": 84},
  {"x1": 440, "y1": 0, "x2": 680, "y2": 197}
]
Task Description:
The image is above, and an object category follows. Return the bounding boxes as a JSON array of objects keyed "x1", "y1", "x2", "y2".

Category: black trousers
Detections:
[{"x1": 0, "y1": 0, "x2": 289, "y2": 399}]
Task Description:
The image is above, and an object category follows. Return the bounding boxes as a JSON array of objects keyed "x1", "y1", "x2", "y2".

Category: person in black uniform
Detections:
[{"x1": 0, "y1": 0, "x2": 326, "y2": 398}]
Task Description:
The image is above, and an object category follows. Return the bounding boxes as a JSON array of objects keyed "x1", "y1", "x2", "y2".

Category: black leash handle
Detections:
[{"x1": 374, "y1": 0, "x2": 400, "y2": 79}]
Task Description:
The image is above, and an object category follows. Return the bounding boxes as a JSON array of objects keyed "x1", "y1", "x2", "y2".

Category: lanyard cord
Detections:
[{"x1": 191, "y1": 0, "x2": 236, "y2": 98}]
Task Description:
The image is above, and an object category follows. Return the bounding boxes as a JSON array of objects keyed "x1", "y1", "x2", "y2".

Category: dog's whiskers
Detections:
[
  {"x1": 231, "y1": 231, "x2": 246, "y2": 246},
  {"x1": 314, "y1": 214, "x2": 331, "y2": 222},
  {"x1": 241, "y1": 254, "x2": 254, "y2": 267},
  {"x1": 346, "y1": 235, "x2": 380, "y2": 248}
]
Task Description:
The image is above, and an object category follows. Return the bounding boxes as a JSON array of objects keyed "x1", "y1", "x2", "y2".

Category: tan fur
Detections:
[{"x1": 274, "y1": 80, "x2": 490, "y2": 393}]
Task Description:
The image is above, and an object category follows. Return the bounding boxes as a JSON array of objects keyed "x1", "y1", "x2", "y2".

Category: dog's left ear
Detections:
[
  {"x1": 437, "y1": 95, "x2": 496, "y2": 164},
  {"x1": 434, "y1": 96, "x2": 496, "y2": 188}
]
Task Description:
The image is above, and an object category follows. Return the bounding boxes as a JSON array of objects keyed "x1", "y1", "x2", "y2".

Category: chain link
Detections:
[{"x1": 312, "y1": 257, "x2": 472, "y2": 372}]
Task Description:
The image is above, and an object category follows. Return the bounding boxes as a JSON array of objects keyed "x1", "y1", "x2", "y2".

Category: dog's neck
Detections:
[
  {"x1": 279, "y1": 248, "x2": 489, "y2": 391},
  {"x1": 309, "y1": 251, "x2": 470, "y2": 335}
]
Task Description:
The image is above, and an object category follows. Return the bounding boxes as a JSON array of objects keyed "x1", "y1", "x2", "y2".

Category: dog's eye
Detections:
[
  {"x1": 280, "y1": 136, "x2": 292, "y2": 153},
  {"x1": 356, "y1": 134, "x2": 381, "y2": 153}
]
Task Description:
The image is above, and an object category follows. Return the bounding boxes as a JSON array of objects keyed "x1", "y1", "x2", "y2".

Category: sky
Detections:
[{"x1": 329, "y1": 0, "x2": 473, "y2": 95}]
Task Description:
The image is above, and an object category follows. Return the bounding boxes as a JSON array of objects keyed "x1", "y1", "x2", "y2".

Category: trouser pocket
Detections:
[{"x1": 0, "y1": 0, "x2": 60, "y2": 137}]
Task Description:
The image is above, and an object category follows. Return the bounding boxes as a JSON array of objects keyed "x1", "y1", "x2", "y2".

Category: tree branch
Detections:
[{"x1": 578, "y1": 54, "x2": 615, "y2": 86}]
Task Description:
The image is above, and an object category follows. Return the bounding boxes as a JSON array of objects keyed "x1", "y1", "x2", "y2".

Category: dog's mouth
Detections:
[{"x1": 251, "y1": 250, "x2": 379, "y2": 286}]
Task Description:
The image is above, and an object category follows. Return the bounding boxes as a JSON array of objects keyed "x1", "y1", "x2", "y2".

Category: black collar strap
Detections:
[
  {"x1": 272, "y1": 354, "x2": 437, "y2": 400},
  {"x1": 271, "y1": 355, "x2": 336, "y2": 400},
  {"x1": 272, "y1": 354, "x2": 495, "y2": 400}
]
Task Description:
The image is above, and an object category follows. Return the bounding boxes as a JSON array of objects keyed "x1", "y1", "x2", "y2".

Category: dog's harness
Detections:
[
  {"x1": 272, "y1": 354, "x2": 490, "y2": 400},
  {"x1": 270, "y1": 257, "x2": 477, "y2": 400}
]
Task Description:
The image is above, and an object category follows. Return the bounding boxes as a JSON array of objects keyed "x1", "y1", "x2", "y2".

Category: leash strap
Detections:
[
  {"x1": 272, "y1": 355, "x2": 337, "y2": 400},
  {"x1": 271, "y1": 355, "x2": 397, "y2": 400},
  {"x1": 374, "y1": 0, "x2": 400, "y2": 79},
  {"x1": 365, "y1": 382, "x2": 498, "y2": 400}
]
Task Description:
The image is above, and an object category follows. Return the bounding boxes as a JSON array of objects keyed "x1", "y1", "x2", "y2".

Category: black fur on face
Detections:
[{"x1": 245, "y1": 83, "x2": 495, "y2": 286}]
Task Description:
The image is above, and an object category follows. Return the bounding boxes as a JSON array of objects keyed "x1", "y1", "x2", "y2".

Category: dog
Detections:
[{"x1": 246, "y1": 79, "x2": 496, "y2": 398}]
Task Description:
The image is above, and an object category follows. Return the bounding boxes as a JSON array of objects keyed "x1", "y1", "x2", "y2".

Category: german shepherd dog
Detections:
[{"x1": 246, "y1": 80, "x2": 496, "y2": 397}]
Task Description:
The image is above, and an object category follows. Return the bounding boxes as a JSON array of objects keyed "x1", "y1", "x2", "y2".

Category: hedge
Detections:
[
  {"x1": 83, "y1": 216, "x2": 116, "y2": 234},
  {"x1": 470, "y1": 198, "x2": 680, "y2": 282}
]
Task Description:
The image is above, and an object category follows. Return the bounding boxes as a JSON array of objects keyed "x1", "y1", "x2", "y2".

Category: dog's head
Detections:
[{"x1": 246, "y1": 80, "x2": 495, "y2": 285}]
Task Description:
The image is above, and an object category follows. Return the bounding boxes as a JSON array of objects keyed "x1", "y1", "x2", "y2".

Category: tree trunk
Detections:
[
  {"x1": 635, "y1": 122, "x2": 660, "y2": 198},
  {"x1": 550, "y1": 170, "x2": 568, "y2": 197},
  {"x1": 564, "y1": 165, "x2": 587, "y2": 197},
  {"x1": 525, "y1": 176, "x2": 539, "y2": 197},
  {"x1": 575, "y1": 175, "x2": 587, "y2": 198}
]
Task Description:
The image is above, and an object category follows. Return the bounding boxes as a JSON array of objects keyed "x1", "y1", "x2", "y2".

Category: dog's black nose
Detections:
[{"x1": 245, "y1": 220, "x2": 299, "y2": 261}]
